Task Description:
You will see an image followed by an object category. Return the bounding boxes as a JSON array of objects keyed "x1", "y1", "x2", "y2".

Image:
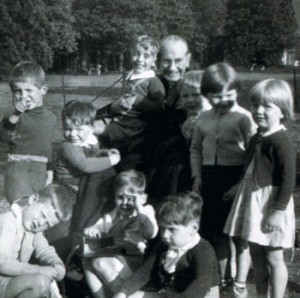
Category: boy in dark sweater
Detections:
[
  {"x1": 0, "y1": 61, "x2": 56, "y2": 203},
  {"x1": 113, "y1": 192, "x2": 220, "y2": 298}
]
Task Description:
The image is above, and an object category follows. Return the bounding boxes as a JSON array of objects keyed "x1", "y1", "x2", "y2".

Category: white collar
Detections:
[
  {"x1": 128, "y1": 70, "x2": 155, "y2": 81},
  {"x1": 11, "y1": 203, "x2": 23, "y2": 226},
  {"x1": 79, "y1": 134, "x2": 98, "y2": 148},
  {"x1": 169, "y1": 233, "x2": 201, "y2": 253},
  {"x1": 260, "y1": 124, "x2": 286, "y2": 137}
]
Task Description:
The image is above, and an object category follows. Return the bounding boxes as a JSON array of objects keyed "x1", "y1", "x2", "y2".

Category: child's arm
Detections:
[
  {"x1": 240, "y1": 113, "x2": 257, "y2": 147},
  {"x1": 130, "y1": 77, "x2": 165, "y2": 116},
  {"x1": 190, "y1": 123, "x2": 203, "y2": 193},
  {"x1": 180, "y1": 241, "x2": 218, "y2": 298},
  {"x1": 33, "y1": 233, "x2": 66, "y2": 281},
  {"x1": 62, "y1": 142, "x2": 120, "y2": 173},
  {"x1": 0, "y1": 216, "x2": 59, "y2": 280},
  {"x1": 135, "y1": 204, "x2": 159, "y2": 240},
  {"x1": 263, "y1": 134, "x2": 296, "y2": 232}
]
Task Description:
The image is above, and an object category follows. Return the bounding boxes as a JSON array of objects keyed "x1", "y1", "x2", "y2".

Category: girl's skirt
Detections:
[{"x1": 224, "y1": 159, "x2": 295, "y2": 248}]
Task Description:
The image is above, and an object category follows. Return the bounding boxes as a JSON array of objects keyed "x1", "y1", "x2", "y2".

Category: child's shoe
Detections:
[
  {"x1": 233, "y1": 281, "x2": 248, "y2": 298},
  {"x1": 220, "y1": 278, "x2": 233, "y2": 296}
]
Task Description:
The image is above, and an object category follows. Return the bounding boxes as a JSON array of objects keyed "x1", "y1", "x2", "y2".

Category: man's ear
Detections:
[
  {"x1": 186, "y1": 53, "x2": 192, "y2": 67},
  {"x1": 28, "y1": 193, "x2": 39, "y2": 205},
  {"x1": 141, "y1": 193, "x2": 148, "y2": 205},
  {"x1": 41, "y1": 84, "x2": 48, "y2": 95}
]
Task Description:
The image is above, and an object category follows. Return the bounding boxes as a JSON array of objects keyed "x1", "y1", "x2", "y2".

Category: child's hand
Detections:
[
  {"x1": 120, "y1": 93, "x2": 137, "y2": 110},
  {"x1": 263, "y1": 210, "x2": 284, "y2": 233},
  {"x1": 109, "y1": 151, "x2": 121, "y2": 166},
  {"x1": 39, "y1": 265, "x2": 57, "y2": 280},
  {"x1": 83, "y1": 226, "x2": 102, "y2": 238},
  {"x1": 223, "y1": 184, "x2": 239, "y2": 202},
  {"x1": 53, "y1": 264, "x2": 66, "y2": 281},
  {"x1": 14, "y1": 100, "x2": 28, "y2": 114},
  {"x1": 192, "y1": 176, "x2": 202, "y2": 193},
  {"x1": 108, "y1": 148, "x2": 120, "y2": 156},
  {"x1": 134, "y1": 194, "x2": 147, "y2": 213}
]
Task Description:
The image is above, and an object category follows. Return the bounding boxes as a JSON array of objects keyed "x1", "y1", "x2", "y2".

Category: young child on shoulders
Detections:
[
  {"x1": 0, "y1": 61, "x2": 56, "y2": 203},
  {"x1": 54, "y1": 100, "x2": 120, "y2": 236},
  {"x1": 179, "y1": 70, "x2": 211, "y2": 142},
  {"x1": 224, "y1": 79, "x2": 296, "y2": 298},
  {"x1": 113, "y1": 191, "x2": 219, "y2": 298},
  {"x1": 83, "y1": 169, "x2": 158, "y2": 298},
  {"x1": 190, "y1": 63, "x2": 256, "y2": 294},
  {"x1": 0, "y1": 184, "x2": 72, "y2": 298},
  {"x1": 98, "y1": 35, "x2": 165, "y2": 169}
]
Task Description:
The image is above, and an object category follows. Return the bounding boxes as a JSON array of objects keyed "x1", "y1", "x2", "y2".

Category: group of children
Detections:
[{"x1": 0, "y1": 34, "x2": 296, "y2": 298}]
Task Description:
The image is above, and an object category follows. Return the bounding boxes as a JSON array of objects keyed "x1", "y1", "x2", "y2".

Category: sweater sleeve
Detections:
[
  {"x1": 270, "y1": 133, "x2": 296, "y2": 210},
  {"x1": 62, "y1": 142, "x2": 112, "y2": 173},
  {"x1": 179, "y1": 241, "x2": 218, "y2": 298},
  {"x1": 133, "y1": 77, "x2": 165, "y2": 115},
  {"x1": 190, "y1": 122, "x2": 203, "y2": 178}
]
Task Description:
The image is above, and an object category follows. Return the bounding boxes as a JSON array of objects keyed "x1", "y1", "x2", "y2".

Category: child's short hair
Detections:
[
  {"x1": 62, "y1": 100, "x2": 97, "y2": 126},
  {"x1": 9, "y1": 60, "x2": 46, "y2": 89},
  {"x1": 157, "y1": 191, "x2": 203, "y2": 226},
  {"x1": 249, "y1": 79, "x2": 294, "y2": 120},
  {"x1": 178, "y1": 70, "x2": 202, "y2": 94},
  {"x1": 201, "y1": 62, "x2": 240, "y2": 97},
  {"x1": 114, "y1": 169, "x2": 146, "y2": 194},
  {"x1": 38, "y1": 184, "x2": 72, "y2": 222},
  {"x1": 132, "y1": 35, "x2": 159, "y2": 56}
]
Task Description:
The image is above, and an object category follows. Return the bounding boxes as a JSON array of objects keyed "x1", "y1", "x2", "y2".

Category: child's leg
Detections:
[
  {"x1": 4, "y1": 274, "x2": 51, "y2": 298},
  {"x1": 232, "y1": 236, "x2": 251, "y2": 294},
  {"x1": 91, "y1": 256, "x2": 133, "y2": 294},
  {"x1": 265, "y1": 247, "x2": 287, "y2": 298},
  {"x1": 249, "y1": 243, "x2": 270, "y2": 297},
  {"x1": 83, "y1": 258, "x2": 106, "y2": 298}
]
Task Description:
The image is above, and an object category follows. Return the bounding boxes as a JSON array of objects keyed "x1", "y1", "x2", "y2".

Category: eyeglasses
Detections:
[{"x1": 161, "y1": 57, "x2": 188, "y2": 68}]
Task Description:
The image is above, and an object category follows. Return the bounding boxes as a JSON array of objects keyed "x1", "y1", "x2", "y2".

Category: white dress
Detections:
[{"x1": 224, "y1": 143, "x2": 295, "y2": 248}]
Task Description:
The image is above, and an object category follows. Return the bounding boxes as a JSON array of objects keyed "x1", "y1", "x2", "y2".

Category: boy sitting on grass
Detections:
[
  {"x1": 113, "y1": 192, "x2": 220, "y2": 298},
  {"x1": 0, "y1": 184, "x2": 72, "y2": 298}
]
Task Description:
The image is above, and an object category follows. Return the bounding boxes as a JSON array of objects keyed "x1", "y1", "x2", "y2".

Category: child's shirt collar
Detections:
[
  {"x1": 129, "y1": 69, "x2": 155, "y2": 81},
  {"x1": 163, "y1": 233, "x2": 200, "y2": 273},
  {"x1": 259, "y1": 124, "x2": 285, "y2": 137},
  {"x1": 11, "y1": 203, "x2": 23, "y2": 226},
  {"x1": 78, "y1": 134, "x2": 98, "y2": 148}
]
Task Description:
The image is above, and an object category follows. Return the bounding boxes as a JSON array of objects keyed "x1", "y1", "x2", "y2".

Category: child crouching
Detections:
[
  {"x1": 83, "y1": 170, "x2": 158, "y2": 297},
  {"x1": 0, "y1": 184, "x2": 72, "y2": 298},
  {"x1": 114, "y1": 191, "x2": 219, "y2": 298}
]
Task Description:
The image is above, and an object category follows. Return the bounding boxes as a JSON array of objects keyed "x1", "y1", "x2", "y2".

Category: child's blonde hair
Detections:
[
  {"x1": 62, "y1": 100, "x2": 97, "y2": 126},
  {"x1": 132, "y1": 35, "x2": 159, "y2": 56},
  {"x1": 114, "y1": 169, "x2": 146, "y2": 195},
  {"x1": 181, "y1": 70, "x2": 202, "y2": 90},
  {"x1": 249, "y1": 79, "x2": 294, "y2": 120},
  {"x1": 201, "y1": 62, "x2": 240, "y2": 97},
  {"x1": 9, "y1": 60, "x2": 46, "y2": 89}
]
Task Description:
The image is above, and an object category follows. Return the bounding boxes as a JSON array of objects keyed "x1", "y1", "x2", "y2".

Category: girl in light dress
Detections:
[{"x1": 224, "y1": 79, "x2": 296, "y2": 298}]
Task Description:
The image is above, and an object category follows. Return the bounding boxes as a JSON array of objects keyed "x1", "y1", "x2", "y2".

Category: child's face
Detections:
[
  {"x1": 180, "y1": 85, "x2": 202, "y2": 116},
  {"x1": 250, "y1": 101, "x2": 283, "y2": 132},
  {"x1": 63, "y1": 117, "x2": 94, "y2": 145},
  {"x1": 159, "y1": 40, "x2": 191, "y2": 82},
  {"x1": 22, "y1": 194, "x2": 60, "y2": 233},
  {"x1": 159, "y1": 221, "x2": 198, "y2": 249},
  {"x1": 11, "y1": 79, "x2": 47, "y2": 111},
  {"x1": 131, "y1": 44, "x2": 156, "y2": 74},
  {"x1": 115, "y1": 187, "x2": 146, "y2": 217},
  {"x1": 206, "y1": 88, "x2": 237, "y2": 112}
]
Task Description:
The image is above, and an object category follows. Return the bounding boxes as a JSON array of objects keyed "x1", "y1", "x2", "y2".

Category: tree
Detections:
[
  {"x1": 0, "y1": 0, "x2": 77, "y2": 75},
  {"x1": 224, "y1": 0, "x2": 297, "y2": 66}
]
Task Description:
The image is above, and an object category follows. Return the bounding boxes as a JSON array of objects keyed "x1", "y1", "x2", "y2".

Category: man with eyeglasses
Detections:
[{"x1": 135, "y1": 35, "x2": 192, "y2": 205}]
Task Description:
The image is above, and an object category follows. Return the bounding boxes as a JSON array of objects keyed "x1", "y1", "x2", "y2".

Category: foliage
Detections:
[
  {"x1": 0, "y1": 0, "x2": 77, "y2": 76},
  {"x1": 71, "y1": 0, "x2": 227, "y2": 67},
  {"x1": 224, "y1": 0, "x2": 298, "y2": 66}
]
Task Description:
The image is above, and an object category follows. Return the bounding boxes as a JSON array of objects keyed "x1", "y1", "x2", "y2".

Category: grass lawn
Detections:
[{"x1": 0, "y1": 70, "x2": 300, "y2": 297}]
